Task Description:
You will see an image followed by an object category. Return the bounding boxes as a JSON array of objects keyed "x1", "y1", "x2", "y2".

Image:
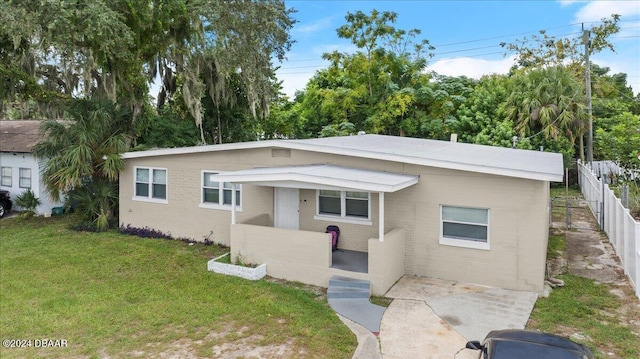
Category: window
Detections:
[
  {"x1": 317, "y1": 190, "x2": 370, "y2": 222},
  {"x1": 440, "y1": 205, "x2": 489, "y2": 250},
  {"x1": 1, "y1": 167, "x2": 11, "y2": 187},
  {"x1": 19, "y1": 168, "x2": 31, "y2": 189},
  {"x1": 134, "y1": 167, "x2": 167, "y2": 202},
  {"x1": 201, "y1": 171, "x2": 241, "y2": 210}
]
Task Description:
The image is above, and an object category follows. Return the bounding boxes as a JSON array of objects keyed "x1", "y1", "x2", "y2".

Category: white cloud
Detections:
[
  {"x1": 428, "y1": 56, "x2": 517, "y2": 79},
  {"x1": 276, "y1": 68, "x2": 320, "y2": 100},
  {"x1": 294, "y1": 16, "x2": 335, "y2": 34},
  {"x1": 573, "y1": 1, "x2": 640, "y2": 22},
  {"x1": 309, "y1": 43, "x2": 359, "y2": 57},
  {"x1": 559, "y1": 0, "x2": 584, "y2": 7}
]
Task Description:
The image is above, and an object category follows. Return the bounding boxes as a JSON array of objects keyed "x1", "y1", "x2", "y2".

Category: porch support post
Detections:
[
  {"x1": 379, "y1": 192, "x2": 384, "y2": 242},
  {"x1": 231, "y1": 184, "x2": 237, "y2": 225}
]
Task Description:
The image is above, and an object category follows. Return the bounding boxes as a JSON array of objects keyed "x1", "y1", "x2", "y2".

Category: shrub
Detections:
[
  {"x1": 118, "y1": 224, "x2": 206, "y2": 244},
  {"x1": 14, "y1": 189, "x2": 41, "y2": 218}
]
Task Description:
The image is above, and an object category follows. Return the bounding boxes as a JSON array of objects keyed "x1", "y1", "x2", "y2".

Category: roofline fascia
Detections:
[
  {"x1": 121, "y1": 139, "x2": 564, "y2": 182},
  {"x1": 280, "y1": 141, "x2": 565, "y2": 182}
]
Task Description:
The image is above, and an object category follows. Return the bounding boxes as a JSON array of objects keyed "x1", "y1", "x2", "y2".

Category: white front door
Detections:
[{"x1": 274, "y1": 188, "x2": 299, "y2": 229}]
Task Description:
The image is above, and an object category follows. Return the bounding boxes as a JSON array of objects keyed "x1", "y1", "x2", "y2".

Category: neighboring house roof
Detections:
[
  {"x1": 0, "y1": 120, "x2": 42, "y2": 153},
  {"x1": 122, "y1": 134, "x2": 565, "y2": 182}
]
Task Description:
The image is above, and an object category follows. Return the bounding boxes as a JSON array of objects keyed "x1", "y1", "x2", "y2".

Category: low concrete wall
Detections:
[
  {"x1": 231, "y1": 223, "x2": 334, "y2": 287},
  {"x1": 230, "y1": 223, "x2": 406, "y2": 295},
  {"x1": 207, "y1": 253, "x2": 267, "y2": 280},
  {"x1": 368, "y1": 228, "x2": 406, "y2": 295}
]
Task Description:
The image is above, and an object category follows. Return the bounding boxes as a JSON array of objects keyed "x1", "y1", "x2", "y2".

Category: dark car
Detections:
[
  {"x1": 466, "y1": 329, "x2": 595, "y2": 359},
  {"x1": 0, "y1": 190, "x2": 12, "y2": 218}
]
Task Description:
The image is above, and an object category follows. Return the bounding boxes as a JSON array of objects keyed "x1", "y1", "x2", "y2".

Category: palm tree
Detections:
[
  {"x1": 504, "y1": 66, "x2": 587, "y2": 146},
  {"x1": 33, "y1": 98, "x2": 130, "y2": 230}
]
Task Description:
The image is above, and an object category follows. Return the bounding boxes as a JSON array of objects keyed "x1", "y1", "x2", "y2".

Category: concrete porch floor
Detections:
[{"x1": 331, "y1": 249, "x2": 368, "y2": 273}]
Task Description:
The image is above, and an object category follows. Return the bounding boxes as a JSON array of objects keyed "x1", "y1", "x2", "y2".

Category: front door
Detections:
[{"x1": 274, "y1": 188, "x2": 299, "y2": 229}]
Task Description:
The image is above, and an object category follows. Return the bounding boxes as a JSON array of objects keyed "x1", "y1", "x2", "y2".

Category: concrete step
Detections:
[
  {"x1": 327, "y1": 286, "x2": 370, "y2": 299},
  {"x1": 329, "y1": 275, "x2": 371, "y2": 290}
]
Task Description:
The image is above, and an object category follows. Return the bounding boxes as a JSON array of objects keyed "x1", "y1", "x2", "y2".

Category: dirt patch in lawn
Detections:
[{"x1": 125, "y1": 324, "x2": 309, "y2": 359}]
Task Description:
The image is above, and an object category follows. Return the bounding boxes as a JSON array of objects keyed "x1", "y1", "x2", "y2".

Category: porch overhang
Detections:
[
  {"x1": 214, "y1": 164, "x2": 418, "y2": 243},
  {"x1": 207, "y1": 164, "x2": 419, "y2": 193}
]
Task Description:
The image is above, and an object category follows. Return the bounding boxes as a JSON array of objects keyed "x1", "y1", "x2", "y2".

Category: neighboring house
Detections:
[
  {"x1": 119, "y1": 134, "x2": 564, "y2": 294},
  {"x1": 0, "y1": 120, "x2": 64, "y2": 215}
]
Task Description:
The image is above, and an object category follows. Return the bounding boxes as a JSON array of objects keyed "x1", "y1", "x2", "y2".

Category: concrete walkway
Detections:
[{"x1": 360, "y1": 276, "x2": 539, "y2": 359}]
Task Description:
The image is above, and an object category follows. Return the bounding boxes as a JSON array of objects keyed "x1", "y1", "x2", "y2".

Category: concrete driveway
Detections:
[{"x1": 378, "y1": 276, "x2": 538, "y2": 359}]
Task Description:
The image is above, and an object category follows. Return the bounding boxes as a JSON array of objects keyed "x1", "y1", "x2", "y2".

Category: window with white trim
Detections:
[
  {"x1": 440, "y1": 205, "x2": 489, "y2": 249},
  {"x1": 317, "y1": 190, "x2": 370, "y2": 220},
  {"x1": 1, "y1": 167, "x2": 11, "y2": 187},
  {"x1": 134, "y1": 167, "x2": 167, "y2": 201},
  {"x1": 19, "y1": 168, "x2": 31, "y2": 189},
  {"x1": 201, "y1": 171, "x2": 241, "y2": 209}
]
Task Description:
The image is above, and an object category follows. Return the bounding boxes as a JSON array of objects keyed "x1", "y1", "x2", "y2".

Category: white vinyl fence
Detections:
[{"x1": 578, "y1": 161, "x2": 640, "y2": 298}]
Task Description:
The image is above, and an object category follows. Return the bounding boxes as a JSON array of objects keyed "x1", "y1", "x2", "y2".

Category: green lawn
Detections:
[
  {"x1": 529, "y1": 186, "x2": 640, "y2": 359},
  {"x1": 0, "y1": 216, "x2": 356, "y2": 358},
  {"x1": 528, "y1": 274, "x2": 640, "y2": 358}
]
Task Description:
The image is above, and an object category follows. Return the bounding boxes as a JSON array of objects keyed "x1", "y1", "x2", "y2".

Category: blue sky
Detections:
[{"x1": 276, "y1": 0, "x2": 640, "y2": 98}]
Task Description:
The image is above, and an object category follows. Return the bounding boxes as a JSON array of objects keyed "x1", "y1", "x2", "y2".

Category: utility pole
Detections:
[{"x1": 583, "y1": 27, "x2": 593, "y2": 166}]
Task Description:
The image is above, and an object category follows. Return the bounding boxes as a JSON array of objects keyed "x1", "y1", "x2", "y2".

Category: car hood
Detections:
[{"x1": 484, "y1": 330, "x2": 593, "y2": 359}]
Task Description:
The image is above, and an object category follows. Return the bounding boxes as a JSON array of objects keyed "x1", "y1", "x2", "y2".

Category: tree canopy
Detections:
[
  {"x1": 1, "y1": 0, "x2": 295, "y2": 143},
  {"x1": 270, "y1": 11, "x2": 637, "y2": 169}
]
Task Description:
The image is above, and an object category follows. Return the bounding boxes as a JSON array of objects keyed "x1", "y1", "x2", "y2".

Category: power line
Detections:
[
  {"x1": 431, "y1": 24, "x2": 574, "y2": 48},
  {"x1": 277, "y1": 21, "x2": 638, "y2": 85},
  {"x1": 279, "y1": 25, "x2": 636, "y2": 70},
  {"x1": 432, "y1": 44, "x2": 503, "y2": 56}
]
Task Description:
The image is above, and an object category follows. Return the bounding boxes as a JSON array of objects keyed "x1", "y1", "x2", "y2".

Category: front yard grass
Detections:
[{"x1": 0, "y1": 216, "x2": 356, "y2": 358}]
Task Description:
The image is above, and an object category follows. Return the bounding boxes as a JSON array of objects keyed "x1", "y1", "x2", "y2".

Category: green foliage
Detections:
[
  {"x1": 505, "y1": 67, "x2": 587, "y2": 141},
  {"x1": 595, "y1": 112, "x2": 640, "y2": 174},
  {"x1": 502, "y1": 66, "x2": 585, "y2": 164},
  {"x1": 282, "y1": 10, "x2": 632, "y2": 170},
  {"x1": 319, "y1": 121, "x2": 357, "y2": 138},
  {"x1": 70, "y1": 180, "x2": 119, "y2": 232},
  {"x1": 454, "y1": 75, "x2": 510, "y2": 143},
  {"x1": 262, "y1": 96, "x2": 304, "y2": 139},
  {"x1": 14, "y1": 189, "x2": 41, "y2": 218},
  {"x1": 591, "y1": 64, "x2": 639, "y2": 118},
  {"x1": 295, "y1": 9, "x2": 433, "y2": 138},
  {"x1": 546, "y1": 234, "x2": 566, "y2": 260},
  {"x1": 2, "y1": 0, "x2": 295, "y2": 146},
  {"x1": 135, "y1": 107, "x2": 201, "y2": 148},
  {"x1": 33, "y1": 98, "x2": 128, "y2": 231},
  {"x1": 502, "y1": 15, "x2": 620, "y2": 71},
  {"x1": 214, "y1": 253, "x2": 232, "y2": 264},
  {"x1": 591, "y1": 66, "x2": 640, "y2": 172}
]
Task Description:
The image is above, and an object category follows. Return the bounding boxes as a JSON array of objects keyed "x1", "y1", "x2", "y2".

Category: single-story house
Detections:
[
  {"x1": 119, "y1": 134, "x2": 563, "y2": 294},
  {"x1": 0, "y1": 120, "x2": 64, "y2": 215}
]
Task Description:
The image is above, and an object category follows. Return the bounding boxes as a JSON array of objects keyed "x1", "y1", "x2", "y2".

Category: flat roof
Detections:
[
  {"x1": 208, "y1": 164, "x2": 419, "y2": 192},
  {"x1": 122, "y1": 134, "x2": 564, "y2": 182}
]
